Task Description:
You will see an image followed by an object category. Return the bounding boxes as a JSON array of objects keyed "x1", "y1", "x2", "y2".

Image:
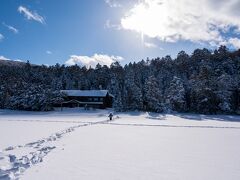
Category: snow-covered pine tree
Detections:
[
  {"x1": 143, "y1": 76, "x2": 163, "y2": 112},
  {"x1": 124, "y1": 70, "x2": 143, "y2": 110},
  {"x1": 110, "y1": 76, "x2": 124, "y2": 111},
  {"x1": 216, "y1": 74, "x2": 236, "y2": 113},
  {"x1": 165, "y1": 76, "x2": 187, "y2": 112}
]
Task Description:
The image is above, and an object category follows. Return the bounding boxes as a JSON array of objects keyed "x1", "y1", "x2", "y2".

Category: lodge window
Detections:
[
  {"x1": 100, "y1": 98, "x2": 103, "y2": 101},
  {"x1": 88, "y1": 98, "x2": 92, "y2": 101},
  {"x1": 94, "y1": 98, "x2": 98, "y2": 101}
]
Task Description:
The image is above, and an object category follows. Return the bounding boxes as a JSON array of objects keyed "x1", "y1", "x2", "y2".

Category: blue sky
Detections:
[{"x1": 0, "y1": 0, "x2": 240, "y2": 67}]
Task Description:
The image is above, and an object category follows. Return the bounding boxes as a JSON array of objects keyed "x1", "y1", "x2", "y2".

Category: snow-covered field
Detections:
[{"x1": 0, "y1": 108, "x2": 240, "y2": 180}]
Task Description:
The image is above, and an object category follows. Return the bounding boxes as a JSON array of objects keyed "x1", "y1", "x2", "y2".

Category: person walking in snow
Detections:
[{"x1": 108, "y1": 113, "x2": 113, "y2": 121}]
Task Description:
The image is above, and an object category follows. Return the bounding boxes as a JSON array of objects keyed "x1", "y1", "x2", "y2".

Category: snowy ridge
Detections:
[{"x1": 0, "y1": 59, "x2": 26, "y2": 67}]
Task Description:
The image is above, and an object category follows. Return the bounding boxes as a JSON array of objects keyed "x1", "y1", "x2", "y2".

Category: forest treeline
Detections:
[{"x1": 0, "y1": 46, "x2": 239, "y2": 114}]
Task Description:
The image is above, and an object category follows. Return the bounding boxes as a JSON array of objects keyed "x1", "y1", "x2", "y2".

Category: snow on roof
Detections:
[{"x1": 61, "y1": 90, "x2": 113, "y2": 97}]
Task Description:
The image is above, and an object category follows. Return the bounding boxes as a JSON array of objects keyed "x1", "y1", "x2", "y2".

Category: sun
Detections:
[{"x1": 121, "y1": 0, "x2": 169, "y2": 43}]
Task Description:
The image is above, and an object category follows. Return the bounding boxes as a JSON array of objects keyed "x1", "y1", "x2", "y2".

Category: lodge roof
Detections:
[
  {"x1": 61, "y1": 90, "x2": 114, "y2": 97},
  {"x1": 61, "y1": 99, "x2": 104, "y2": 105}
]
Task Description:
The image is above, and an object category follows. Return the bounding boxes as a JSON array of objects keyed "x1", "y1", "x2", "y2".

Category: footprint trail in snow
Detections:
[{"x1": 0, "y1": 119, "x2": 111, "y2": 180}]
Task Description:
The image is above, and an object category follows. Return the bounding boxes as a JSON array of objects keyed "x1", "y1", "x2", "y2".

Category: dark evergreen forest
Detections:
[{"x1": 0, "y1": 46, "x2": 239, "y2": 114}]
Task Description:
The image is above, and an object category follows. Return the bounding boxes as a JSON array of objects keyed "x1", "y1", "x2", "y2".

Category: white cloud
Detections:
[
  {"x1": 0, "y1": 56, "x2": 10, "y2": 60},
  {"x1": 228, "y1": 38, "x2": 240, "y2": 49},
  {"x1": 46, "y1": 50, "x2": 52, "y2": 55},
  {"x1": 18, "y1": 6, "x2": 45, "y2": 24},
  {"x1": 121, "y1": 0, "x2": 240, "y2": 49},
  {"x1": 0, "y1": 33, "x2": 4, "y2": 41},
  {"x1": 0, "y1": 55, "x2": 23, "y2": 62},
  {"x1": 2, "y1": 22, "x2": 19, "y2": 34},
  {"x1": 14, "y1": 59, "x2": 24, "y2": 62},
  {"x1": 144, "y1": 42, "x2": 157, "y2": 48},
  {"x1": 144, "y1": 42, "x2": 164, "y2": 50},
  {"x1": 105, "y1": 0, "x2": 122, "y2": 7},
  {"x1": 65, "y1": 53, "x2": 124, "y2": 68},
  {"x1": 104, "y1": 20, "x2": 122, "y2": 30}
]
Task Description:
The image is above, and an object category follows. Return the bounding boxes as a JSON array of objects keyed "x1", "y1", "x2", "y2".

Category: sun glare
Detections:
[{"x1": 121, "y1": 0, "x2": 169, "y2": 43}]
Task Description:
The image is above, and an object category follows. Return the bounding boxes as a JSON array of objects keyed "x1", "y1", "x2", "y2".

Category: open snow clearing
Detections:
[{"x1": 0, "y1": 108, "x2": 240, "y2": 180}]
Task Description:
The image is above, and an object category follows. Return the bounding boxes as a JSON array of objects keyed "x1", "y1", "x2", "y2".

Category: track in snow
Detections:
[
  {"x1": 105, "y1": 122, "x2": 240, "y2": 129},
  {"x1": 0, "y1": 119, "x2": 112, "y2": 180}
]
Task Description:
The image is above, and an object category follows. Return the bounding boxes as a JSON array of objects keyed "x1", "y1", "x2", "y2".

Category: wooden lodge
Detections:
[{"x1": 60, "y1": 90, "x2": 114, "y2": 109}]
